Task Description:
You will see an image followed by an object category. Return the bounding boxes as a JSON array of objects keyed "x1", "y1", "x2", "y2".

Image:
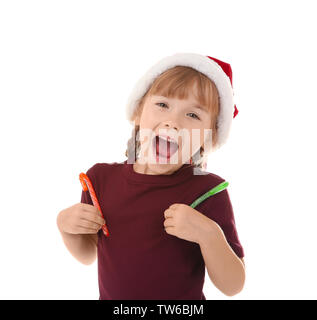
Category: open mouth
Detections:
[{"x1": 152, "y1": 135, "x2": 179, "y2": 161}]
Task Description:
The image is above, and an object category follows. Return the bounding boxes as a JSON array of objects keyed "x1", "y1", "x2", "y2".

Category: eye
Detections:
[
  {"x1": 156, "y1": 102, "x2": 168, "y2": 108},
  {"x1": 155, "y1": 102, "x2": 200, "y2": 120},
  {"x1": 187, "y1": 112, "x2": 200, "y2": 120}
]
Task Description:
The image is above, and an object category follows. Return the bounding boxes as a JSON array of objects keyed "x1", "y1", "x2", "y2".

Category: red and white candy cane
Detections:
[{"x1": 79, "y1": 172, "x2": 110, "y2": 237}]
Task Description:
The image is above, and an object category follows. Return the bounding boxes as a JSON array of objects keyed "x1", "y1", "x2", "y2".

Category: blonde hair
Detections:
[{"x1": 125, "y1": 66, "x2": 220, "y2": 169}]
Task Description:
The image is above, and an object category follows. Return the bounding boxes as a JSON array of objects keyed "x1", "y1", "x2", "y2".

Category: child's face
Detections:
[{"x1": 133, "y1": 82, "x2": 213, "y2": 173}]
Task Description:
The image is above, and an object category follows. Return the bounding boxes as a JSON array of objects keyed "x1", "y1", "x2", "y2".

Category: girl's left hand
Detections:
[{"x1": 163, "y1": 203, "x2": 217, "y2": 244}]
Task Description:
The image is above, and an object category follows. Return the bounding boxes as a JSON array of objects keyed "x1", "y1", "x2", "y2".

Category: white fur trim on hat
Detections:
[{"x1": 125, "y1": 52, "x2": 235, "y2": 150}]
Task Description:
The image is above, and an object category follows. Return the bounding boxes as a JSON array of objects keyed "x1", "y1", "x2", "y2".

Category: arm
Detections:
[
  {"x1": 57, "y1": 209, "x2": 98, "y2": 265},
  {"x1": 198, "y1": 218, "x2": 245, "y2": 296}
]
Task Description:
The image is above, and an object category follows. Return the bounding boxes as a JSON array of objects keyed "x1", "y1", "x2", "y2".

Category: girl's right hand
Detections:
[{"x1": 57, "y1": 203, "x2": 106, "y2": 235}]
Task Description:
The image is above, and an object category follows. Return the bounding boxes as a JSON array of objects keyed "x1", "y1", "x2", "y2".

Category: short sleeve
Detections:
[
  {"x1": 200, "y1": 187, "x2": 244, "y2": 258},
  {"x1": 80, "y1": 164, "x2": 99, "y2": 206}
]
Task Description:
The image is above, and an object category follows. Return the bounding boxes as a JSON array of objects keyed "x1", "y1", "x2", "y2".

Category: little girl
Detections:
[{"x1": 57, "y1": 52, "x2": 245, "y2": 300}]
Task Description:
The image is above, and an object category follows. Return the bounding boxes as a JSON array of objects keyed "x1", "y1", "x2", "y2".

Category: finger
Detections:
[
  {"x1": 76, "y1": 225, "x2": 99, "y2": 234},
  {"x1": 82, "y1": 203, "x2": 101, "y2": 215},
  {"x1": 164, "y1": 226, "x2": 175, "y2": 235},
  {"x1": 164, "y1": 209, "x2": 173, "y2": 219},
  {"x1": 82, "y1": 204, "x2": 104, "y2": 221},
  {"x1": 81, "y1": 210, "x2": 105, "y2": 226},
  {"x1": 169, "y1": 203, "x2": 180, "y2": 210},
  {"x1": 79, "y1": 219, "x2": 103, "y2": 230},
  {"x1": 163, "y1": 217, "x2": 174, "y2": 228}
]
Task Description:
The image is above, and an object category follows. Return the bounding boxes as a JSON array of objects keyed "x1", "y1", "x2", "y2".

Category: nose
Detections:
[{"x1": 162, "y1": 120, "x2": 179, "y2": 131}]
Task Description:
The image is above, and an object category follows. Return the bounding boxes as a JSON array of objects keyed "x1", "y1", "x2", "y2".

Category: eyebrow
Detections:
[
  {"x1": 192, "y1": 104, "x2": 209, "y2": 113},
  {"x1": 154, "y1": 95, "x2": 209, "y2": 114}
]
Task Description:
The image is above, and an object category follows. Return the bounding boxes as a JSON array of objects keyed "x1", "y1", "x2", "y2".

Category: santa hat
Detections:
[{"x1": 125, "y1": 52, "x2": 238, "y2": 150}]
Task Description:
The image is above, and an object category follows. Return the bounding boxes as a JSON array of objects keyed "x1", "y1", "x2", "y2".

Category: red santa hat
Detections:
[{"x1": 126, "y1": 52, "x2": 238, "y2": 150}]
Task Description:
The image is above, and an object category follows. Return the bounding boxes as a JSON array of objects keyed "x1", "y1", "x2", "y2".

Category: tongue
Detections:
[{"x1": 156, "y1": 137, "x2": 178, "y2": 158}]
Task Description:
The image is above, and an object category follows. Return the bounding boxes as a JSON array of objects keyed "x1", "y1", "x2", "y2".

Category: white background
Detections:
[{"x1": 1, "y1": 0, "x2": 316, "y2": 300}]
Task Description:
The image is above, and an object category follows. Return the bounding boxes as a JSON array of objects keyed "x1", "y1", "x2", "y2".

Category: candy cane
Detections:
[{"x1": 79, "y1": 172, "x2": 110, "y2": 237}]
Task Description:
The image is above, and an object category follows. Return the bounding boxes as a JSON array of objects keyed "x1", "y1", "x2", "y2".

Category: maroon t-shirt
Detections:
[{"x1": 80, "y1": 159, "x2": 244, "y2": 300}]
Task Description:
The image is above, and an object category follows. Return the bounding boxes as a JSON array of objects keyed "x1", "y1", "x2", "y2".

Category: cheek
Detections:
[
  {"x1": 139, "y1": 109, "x2": 155, "y2": 128},
  {"x1": 201, "y1": 126, "x2": 213, "y2": 148},
  {"x1": 180, "y1": 127, "x2": 208, "y2": 154},
  {"x1": 191, "y1": 125, "x2": 212, "y2": 143},
  {"x1": 187, "y1": 127, "x2": 204, "y2": 147}
]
